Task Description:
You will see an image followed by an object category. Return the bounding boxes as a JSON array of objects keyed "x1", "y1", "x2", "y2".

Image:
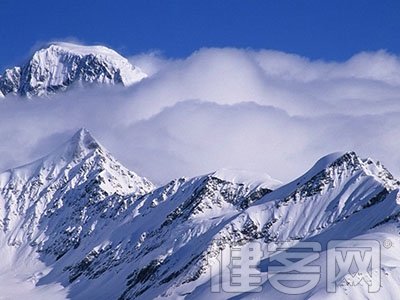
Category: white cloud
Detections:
[{"x1": 1, "y1": 48, "x2": 400, "y2": 185}]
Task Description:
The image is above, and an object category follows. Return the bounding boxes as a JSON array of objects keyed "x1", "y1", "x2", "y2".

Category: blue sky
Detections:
[{"x1": 1, "y1": 0, "x2": 400, "y2": 69}]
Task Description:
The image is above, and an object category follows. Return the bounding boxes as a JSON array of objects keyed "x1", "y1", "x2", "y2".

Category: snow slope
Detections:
[
  {"x1": 0, "y1": 131, "x2": 398, "y2": 299},
  {"x1": 0, "y1": 43, "x2": 147, "y2": 97}
]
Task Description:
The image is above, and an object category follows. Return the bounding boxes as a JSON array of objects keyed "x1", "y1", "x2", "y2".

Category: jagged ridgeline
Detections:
[
  {"x1": 0, "y1": 43, "x2": 147, "y2": 98},
  {"x1": 0, "y1": 129, "x2": 399, "y2": 299}
]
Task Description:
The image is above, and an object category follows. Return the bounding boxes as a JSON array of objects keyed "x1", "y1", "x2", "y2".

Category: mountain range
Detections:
[{"x1": 0, "y1": 128, "x2": 398, "y2": 299}]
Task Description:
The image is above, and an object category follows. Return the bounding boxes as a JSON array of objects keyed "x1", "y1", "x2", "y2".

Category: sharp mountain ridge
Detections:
[{"x1": 0, "y1": 129, "x2": 399, "y2": 299}]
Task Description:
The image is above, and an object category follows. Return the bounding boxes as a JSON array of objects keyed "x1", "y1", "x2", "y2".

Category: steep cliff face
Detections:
[{"x1": 0, "y1": 43, "x2": 146, "y2": 97}]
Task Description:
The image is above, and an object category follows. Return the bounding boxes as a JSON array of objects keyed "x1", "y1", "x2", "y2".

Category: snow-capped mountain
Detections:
[
  {"x1": 0, "y1": 43, "x2": 147, "y2": 97},
  {"x1": 0, "y1": 130, "x2": 399, "y2": 299},
  {"x1": 0, "y1": 129, "x2": 155, "y2": 298},
  {"x1": 0, "y1": 128, "x2": 154, "y2": 250}
]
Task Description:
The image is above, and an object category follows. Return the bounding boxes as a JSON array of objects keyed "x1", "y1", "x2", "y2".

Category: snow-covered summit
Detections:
[
  {"x1": 48, "y1": 127, "x2": 102, "y2": 163},
  {"x1": 0, "y1": 42, "x2": 147, "y2": 97},
  {"x1": 271, "y1": 151, "x2": 399, "y2": 200},
  {"x1": 0, "y1": 128, "x2": 155, "y2": 207},
  {"x1": 50, "y1": 42, "x2": 128, "y2": 58}
]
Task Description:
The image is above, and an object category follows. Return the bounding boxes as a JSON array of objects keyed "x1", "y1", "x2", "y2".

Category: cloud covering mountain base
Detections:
[{"x1": 1, "y1": 47, "x2": 400, "y2": 184}]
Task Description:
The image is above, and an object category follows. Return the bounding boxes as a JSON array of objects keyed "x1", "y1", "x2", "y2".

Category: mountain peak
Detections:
[
  {"x1": 2, "y1": 129, "x2": 105, "y2": 180},
  {"x1": 69, "y1": 127, "x2": 100, "y2": 151},
  {"x1": 39, "y1": 42, "x2": 127, "y2": 62},
  {"x1": 0, "y1": 42, "x2": 147, "y2": 97},
  {"x1": 282, "y1": 151, "x2": 354, "y2": 189},
  {"x1": 0, "y1": 128, "x2": 155, "y2": 212},
  {"x1": 307, "y1": 151, "x2": 352, "y2": 176},
  {"x1": 51, "y1": 128, "x2": 103, "y2": 164},
  {"x1": 270, "y1": 151, "x2": 391, "y2": 200}
]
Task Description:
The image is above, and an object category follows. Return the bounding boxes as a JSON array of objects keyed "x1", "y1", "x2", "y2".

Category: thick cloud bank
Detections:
[{"x1": 1, "y1": 48, "x2": 400, "y2": 184}]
